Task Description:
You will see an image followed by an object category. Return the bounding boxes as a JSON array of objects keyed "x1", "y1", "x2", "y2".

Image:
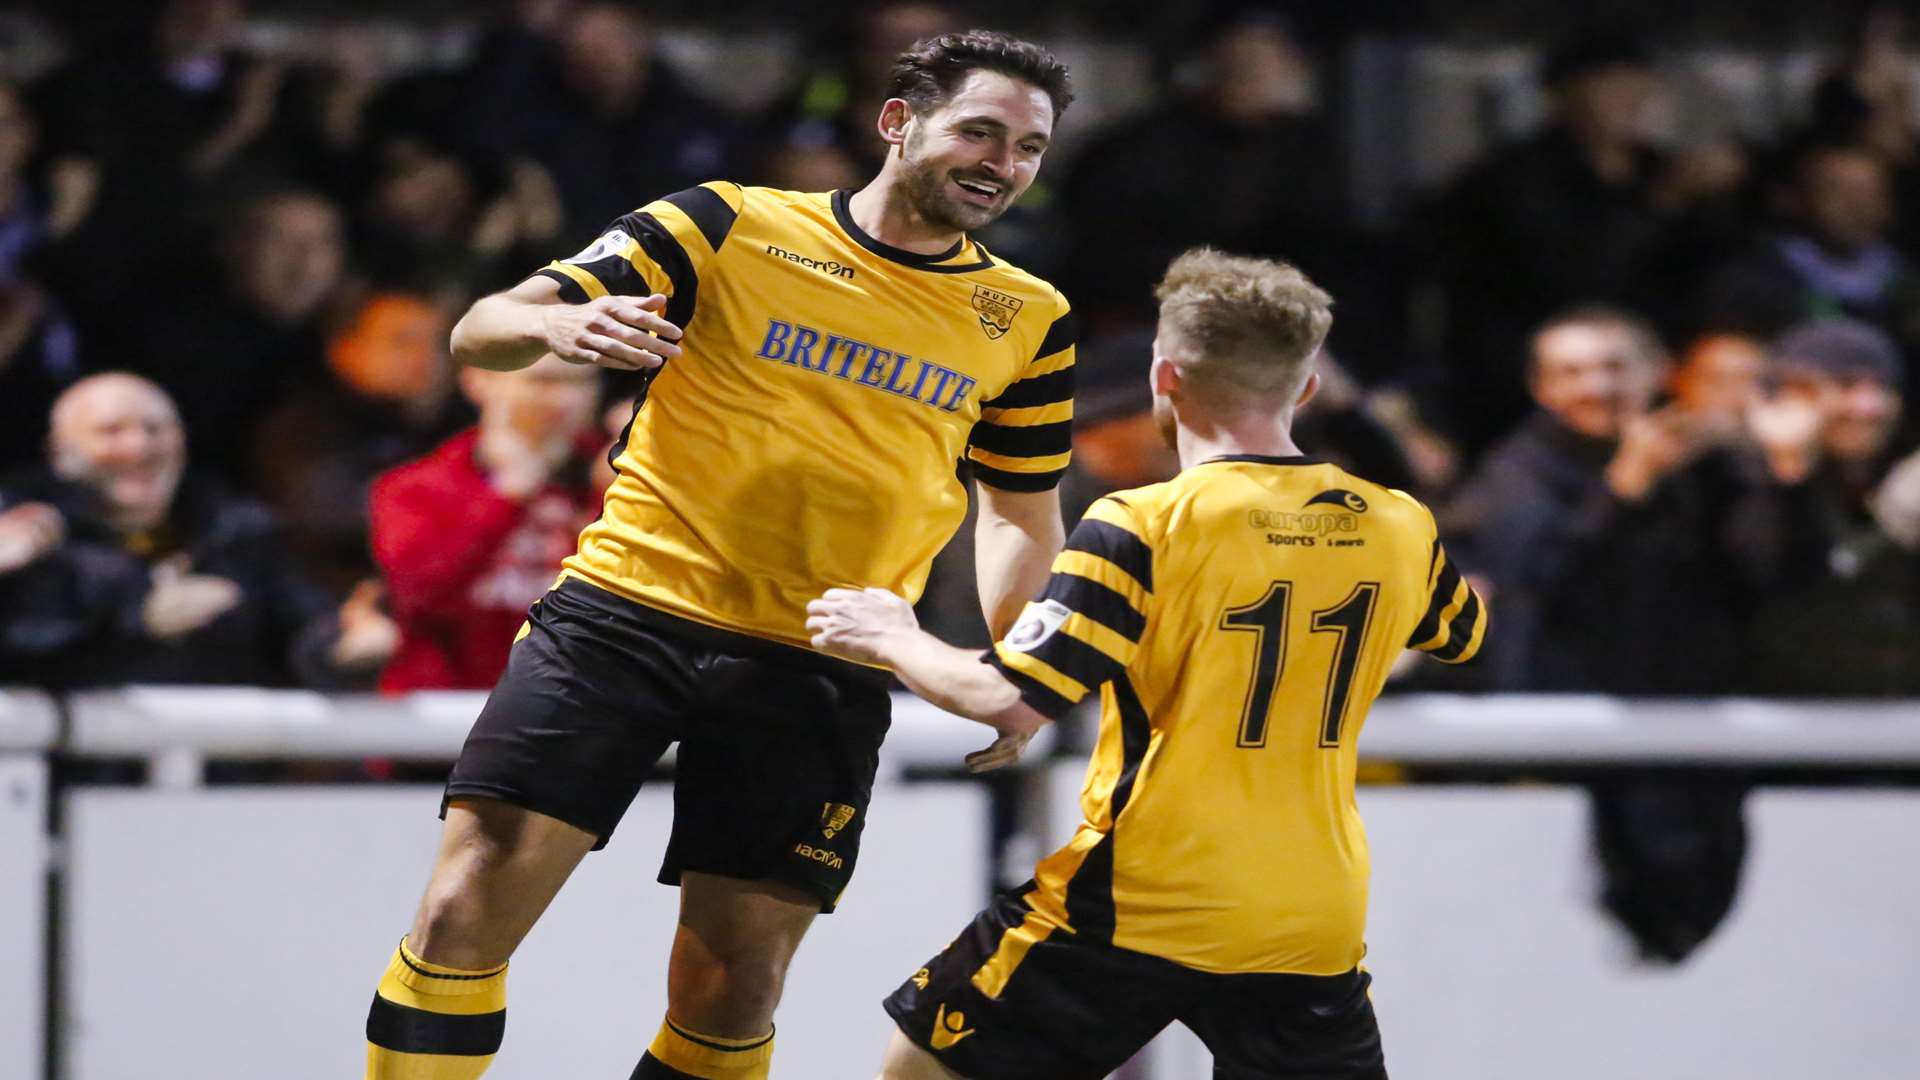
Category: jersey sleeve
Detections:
[
  {"x1": 986, "y1": 496, "x2": 1151, "y2": 717},
  {"x1": 966, "y1": 298, "x2": 1075, "y2": 492},
  {"x1": 1406, "y1": 539, "x2": 1488, "y2": 663},
  {"x1": 533, "y1": 181, "x2": 744, "y2": 328}
]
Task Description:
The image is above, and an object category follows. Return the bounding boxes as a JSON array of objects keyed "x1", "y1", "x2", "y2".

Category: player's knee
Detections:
[
  {"x1": 670, "y1": 952, "x2": 789, "y2": 1028},
  {"x1": 408, "y1": 875, "x2": 514, "y2": 968}
]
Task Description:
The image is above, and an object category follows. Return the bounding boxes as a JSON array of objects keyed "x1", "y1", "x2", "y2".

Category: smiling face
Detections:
[
  {"x1": 891, "y1": 70, "x2": 1054, "y2": 232},
  {"x1": 50, "y1": 374, "x2": 187, "y2": 530}
]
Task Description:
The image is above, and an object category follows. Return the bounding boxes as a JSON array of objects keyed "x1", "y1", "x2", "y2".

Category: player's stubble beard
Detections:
[{"x1": 898, "y1": 124, "x2": 1005, "y2": 234}]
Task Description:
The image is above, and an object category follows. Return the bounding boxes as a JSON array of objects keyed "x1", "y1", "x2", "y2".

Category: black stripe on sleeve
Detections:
[
  {"x1": 1024, "y1": 626, "x2": 1123, "y2": 694},
  {"x1": 1429, "y1": 588, "x2": 1483, "y2": 663},
  {"x1": 985, "y1": 650, "x2": 1076, "y2": 718},
  {"x1": 1407, "y1": 548, "x2": 1461, "y2": 648},
  {"x1": 981, "y1": 367, "x2": 1073, "y2": 410},
  {"x1": 1031, "y1": 309, "x2": 1077, "y2": 363},
  {"x1": 366, "y1": 996, "x2": 505, "y2": 1056},
  {"x1": 660, "y1": 185, "x2": 739, "y2": 253},
  {"x1": 968, "y1": 419, "x2": 1072, "y2": 459},
  {"x1": 1042, "y1": 573, "x2": 1146, "y2": 641},
  {"x1": 628, "y1": 212, "x2": 700, "y2": 329},
  {"x1": 970, "y1": 461, "x2": 1065, "y2": 492},
  {"x1": 534, "y1": 267, "x2": 591, "y2": 303},
  {"x1": 1064, "y1": 518, "x2": 1153, "y2": 594}
]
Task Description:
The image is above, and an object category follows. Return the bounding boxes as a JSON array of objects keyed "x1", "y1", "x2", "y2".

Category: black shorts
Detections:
[
  {"x1": 442, "y1": 577, "x2": 892, "y2": 912},
  {"x1": 884, "y1": 892, "x2": 1387, "y2": 1079}
]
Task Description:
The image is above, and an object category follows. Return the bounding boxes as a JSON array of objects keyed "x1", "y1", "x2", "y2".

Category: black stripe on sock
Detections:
[
  {"x1": 631, "y1": 1053, "x2": 705, "y2": 1079},
  {"x1": 366, "y1": 995, "x2": 505, "y2": 1056},
  {"x1": 666, "y1": 1018, "x2": 774, "y2": 1052},
  {"x1": 396, "y1": 942, "x2": 506, "y2": 982}
]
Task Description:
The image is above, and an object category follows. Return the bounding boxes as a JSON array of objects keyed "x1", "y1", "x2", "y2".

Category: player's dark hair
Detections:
[{"x1": 889, "y1": 30, "x2": 1074, "y2": 120}]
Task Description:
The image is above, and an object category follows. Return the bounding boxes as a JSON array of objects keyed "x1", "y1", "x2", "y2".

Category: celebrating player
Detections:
[
  {"x1": 808, "y1": 249, "x2": 1488, "y2": 1079},
  {"x1": 363, "y1": 31, "x2": 1076, "y2": 1080}
]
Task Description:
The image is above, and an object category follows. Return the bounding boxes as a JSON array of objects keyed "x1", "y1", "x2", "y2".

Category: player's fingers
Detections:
[
  {"x1": 595, "y1": 317, "x2": 683, "y2": 358},
  {"x1": 606, "y1": 305, "x2": 684, "y2": 343},
  {"x1": 577, "y1": 334, "x2": 660, "y2": 370},
  {"x1": 821, "y1": 587, "x2": 864, "y2": 602},
  {"x1": 634, "y1": 292, "x2": 669, "y2": 312}
]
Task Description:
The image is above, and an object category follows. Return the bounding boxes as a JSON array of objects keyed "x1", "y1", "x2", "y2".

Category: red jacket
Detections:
[{"x1": 371, "y1": 428, "x2": 601, "y2": 692}]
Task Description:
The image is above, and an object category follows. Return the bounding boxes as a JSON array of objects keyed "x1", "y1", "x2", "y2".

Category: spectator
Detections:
[
  {"x1": 0, "y1": 79, "x2": 85, "y2": 469},
  {"x1": 370, "y1": 354, "x2": 604, "y2": 692},
  {"x1": 765, "y1": 2, "x2": 959, "y2": 177},
  {"x1": 0, "y1": 372, "x2": 394, "y2": 688},
  {"x1": 461, "y1": 2, "x2": 744, "y2": 234},
  {"x1": 1669, "y1": 332, "x2": 1767, "y2": 440},
  {"x1": 1742, "y1": 319, "x2": 1920, "y2": 695},
  {"x1": 142, "y1": 188, "x2": 346, "y2": 476},
  {"x1": 1693, "y1": 143, "x2": 1920, "y2": 362},
  {"x1": 1426, "y1": 36, "x2": 1743, "y2": 455},
  {"x1": 1057, "y1": 11, "x2": 1349, "y2": 333},
  {"x1": 1444, "y1": 307, "x2": 1801, "y2": 694},
  {"x1": 250, "y1": 291, "x2": 472, "y2": 590}
]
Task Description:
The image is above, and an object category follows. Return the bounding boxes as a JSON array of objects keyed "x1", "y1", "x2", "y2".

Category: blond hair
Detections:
[{"x1": 1153, "y1": 248, "x2": 1333, "y2": 404}]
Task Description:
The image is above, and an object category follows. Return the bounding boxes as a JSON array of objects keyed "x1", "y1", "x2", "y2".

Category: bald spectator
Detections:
[
  {"x1": 0, "y1": 373, "x2": 394, "y2": 688},
  {"x1": 370, "y1": 354, "x2": 604, "y2": 692}
]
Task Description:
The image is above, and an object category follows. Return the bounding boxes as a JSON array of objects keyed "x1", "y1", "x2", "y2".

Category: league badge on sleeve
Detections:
[
  {"x1": 565, "y1": 229, "x2": 634, "y2": 265},
  {"x1": 1005, "y1": 599, "x2": 1072, "y2": 652}
]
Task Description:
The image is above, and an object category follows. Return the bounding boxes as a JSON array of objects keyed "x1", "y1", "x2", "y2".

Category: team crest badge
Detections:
[
  {"x1": 971, "y1": 286, "x2": 1024, "y2": 340},
  {"x1": 820, "y1": 802, "x2": 858, "y2": 839}
]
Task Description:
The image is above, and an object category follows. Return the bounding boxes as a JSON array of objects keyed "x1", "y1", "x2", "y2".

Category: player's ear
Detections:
[
  {"x1": 877, "y1": 98, "x2": 914, "y2": 149},
  {"x1": 1149, "y1": 354, "x2": 1180, "y2": 397},
  {"x1": 1295, "y1": 369, "x2": 1321, "y2": 410}
]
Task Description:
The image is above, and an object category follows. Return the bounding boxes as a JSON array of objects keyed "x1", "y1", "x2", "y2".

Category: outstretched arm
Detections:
[
  {"x1": 807, "y1": 588, "x2": 1050, "y2": 772},
  {"x1": 973, "y1": 483, "x2": 1064, "y2": 639},
  {"x1": 450, "y1": 275, "x2": 684, "y2": 372}
]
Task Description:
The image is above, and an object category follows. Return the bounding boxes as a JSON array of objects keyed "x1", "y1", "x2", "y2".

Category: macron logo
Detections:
[{"x1": 768, "y1": 244, "x2": 854, "y2": 279}]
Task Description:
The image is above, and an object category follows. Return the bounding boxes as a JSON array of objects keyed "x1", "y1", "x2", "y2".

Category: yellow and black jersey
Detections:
[
  {"x1": 986, "y1": 455, "x2": 1486, "y2": 976},
  {"x1": 533, "y1": 183, "x2": 1075, "y2": 650}
]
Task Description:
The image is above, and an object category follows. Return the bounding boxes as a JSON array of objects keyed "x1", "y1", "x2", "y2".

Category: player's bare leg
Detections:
[
  {"x1": 664, "y1": 872, "x2": 820, "y2": 1034},
  {"x1": 878, "y1": 1029, "x2": 966, "y2": 1079},
  {"x1": 367, "y1": 798, "x2": 597, "y2": 1078},
  {"x1": 629, "y1": 872, "x2": 819, "y2": 1076},
  {"x1": 407, "y1": 797, "x2": 597, "y2": 968}
]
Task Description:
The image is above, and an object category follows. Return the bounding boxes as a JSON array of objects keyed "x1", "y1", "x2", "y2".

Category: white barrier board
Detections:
[
  {"x1": 1103, "y1": 784, "x2": 1920, "y2": 1080},
  {"x1": 0, "y1": 756, "x2": 46, "y2": 1079},
  {"x1": 64, "y1": 781, "x2": 989, "y2": 1079}
]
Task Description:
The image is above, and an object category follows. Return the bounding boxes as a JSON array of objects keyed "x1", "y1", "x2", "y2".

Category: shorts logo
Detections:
[
  {"x1": 972, "y1": 286, "x2": 1024, "y2": 340},
  {"x1": 820, "y1": 802, "x2": 858, "y2": 839},
  {"x1": 793, "y1": 842, "x2": 844, "y2": 870},
  {"x1": 1004, "y1": 599, "x2": 1071, "y2": 653},
  {"x1": 930, "y1": 1004, "x2": 976, "y2": 1050},
  {"x1": 564, "y1": 229, "x2": 632, "y2": 265},
  {"x1": 911, "y1": 967, "x2": 932, "y2": 990}
]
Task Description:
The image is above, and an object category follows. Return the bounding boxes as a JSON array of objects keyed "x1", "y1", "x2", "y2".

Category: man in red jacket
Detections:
[{"x1": 371, "y1": 355, "x2": 604, "y2": 691}]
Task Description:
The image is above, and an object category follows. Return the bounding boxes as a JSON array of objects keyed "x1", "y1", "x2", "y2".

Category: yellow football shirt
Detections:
[
  {"x1": 985, "y1": 455, "x2": 1487, "y2": 978},
  {"x1": 533, "y1": 183, "x2": 1075, "y2": 649}
]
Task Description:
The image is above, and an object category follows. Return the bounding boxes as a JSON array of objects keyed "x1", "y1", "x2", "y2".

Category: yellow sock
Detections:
[
  {"x1": 365, "y1": 937, "x2": 508, "y2": 1079},
  {"x1": 630, "y1": 1017, "x2": 774, "y2": 1079}
]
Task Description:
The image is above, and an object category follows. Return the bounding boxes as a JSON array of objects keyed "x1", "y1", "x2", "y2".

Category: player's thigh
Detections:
[
  {"x1": 408, "y1": 798, "x2": 598, "y2": 968},
  {"x1": 663, "y1": 655, "x2": 892, "y2": 912},
  {"x1": 1184, "y1": 966, "x2": 1387, "y2": 1080},
  {"x1": 445, "y1": 579, "x2": 690, "y2": 848},
  {"x1": 879, "y1": 1028, "x2": 966, "y2": 1080},
  {"x1": 882, "y1": 893, "x2": 1178, "y2": 1080}
]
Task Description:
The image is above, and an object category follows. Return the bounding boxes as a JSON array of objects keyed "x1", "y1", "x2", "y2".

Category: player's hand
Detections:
[
  {"x1": 0, "y1": 502, "x2": 64, "y2": 573},
  {"x1": 541, "y1": 293, "x2": 683, "y2": 371},
  {"x1": 964, "y1": 730, "x2": 1034, "y2": 773},
  {"x1": 142, "y1": 555, "x2": 244, "y2": 639},
  {"x1": 806, "y1": 587, "x2": 918, "y2": 664}
]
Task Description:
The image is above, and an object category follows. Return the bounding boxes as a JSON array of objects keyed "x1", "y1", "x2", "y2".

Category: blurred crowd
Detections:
[{"x1": 2, "y1": 0, "x2": 1918, "y2": 700}]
